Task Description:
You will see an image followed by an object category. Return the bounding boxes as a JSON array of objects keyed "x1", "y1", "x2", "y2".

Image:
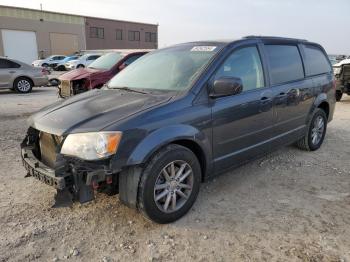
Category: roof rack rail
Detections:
[{"x1": 243, "y1": 35, "x2": 308, "y2": 42}]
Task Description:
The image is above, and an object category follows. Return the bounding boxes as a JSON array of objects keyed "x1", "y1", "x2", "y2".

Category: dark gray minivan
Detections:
[{"x1": 21, "y1": 36, "x2": 335, "y2": 223}]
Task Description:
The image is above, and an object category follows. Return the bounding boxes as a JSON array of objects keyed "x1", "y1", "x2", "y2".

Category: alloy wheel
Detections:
[
  {"x1": 311, "y1": 115, "x2": 325, "y2": 145},
  {"x1": 154, "y1": 160, "x2": 194, "y2": 213},
  {"x1": 17, "y1": 80, "x2": 31, "y2": 92}
]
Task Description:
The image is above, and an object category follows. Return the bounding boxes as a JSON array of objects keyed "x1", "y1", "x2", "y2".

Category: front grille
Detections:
[
  {"x1": 39, "y1": 132, "x2": 62, "y2": 168},
  {"x1": 60, "y1": 80, "x2": 71, "y2": 97}
]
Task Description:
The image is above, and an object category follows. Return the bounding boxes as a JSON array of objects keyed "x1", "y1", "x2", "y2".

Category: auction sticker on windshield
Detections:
[{"x1": 191, "y1": 46, "x2": 217, "y2": 52}]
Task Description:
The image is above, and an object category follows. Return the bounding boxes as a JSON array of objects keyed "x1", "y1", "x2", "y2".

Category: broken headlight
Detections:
[{"x1": 61, "y1": 132, "x2": 122, "y2": 160}]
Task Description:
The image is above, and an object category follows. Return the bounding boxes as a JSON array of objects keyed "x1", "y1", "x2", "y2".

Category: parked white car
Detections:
[
  {"x1": 32, "y1": 55, "x2": 67, "y2": 68},
  {"x1": 65, "y1": 54, "x2": 101, "y2": 70},
  {"x1": 333, "y1": 58, "x2": 350, "y2": 75}
]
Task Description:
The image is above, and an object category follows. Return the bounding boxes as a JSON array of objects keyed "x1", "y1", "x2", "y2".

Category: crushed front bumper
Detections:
[
  {"x1": 21, "y1": 131, "x2": 118, "y2": 207},
  {"x1": 21, "y1": 147, "x2": 66, "y2": 190}
]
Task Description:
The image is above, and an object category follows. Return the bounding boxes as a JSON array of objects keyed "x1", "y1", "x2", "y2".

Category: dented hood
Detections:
[
  {"x1": 59, "y1": 67, "x2": 103, "y2": 81},
  {"x1": 29, "y1": 89, "x2": 172, "y2": 135}
]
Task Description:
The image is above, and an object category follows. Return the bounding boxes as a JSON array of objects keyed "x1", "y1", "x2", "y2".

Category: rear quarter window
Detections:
[
  {"x1": 265, "y1": 45, "x2": 304, "y2": 86},
  {"x1": 303, "y1": 45, "x2": 331, "y2": 76}
]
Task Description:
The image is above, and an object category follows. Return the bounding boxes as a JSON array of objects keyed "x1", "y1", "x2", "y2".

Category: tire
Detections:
[
  {"x1": 14, "y1": 77, "x2": 33, "y2": 93},
  {"x1": 335, "y1": 90, "x2": 343, "y2": 102},
  {"x1": 295, "y1": 108, "x2": 327, "y2": 151},
  {"x1": 42, "y1": 63, "x2": 49, "y2": 68},
  {"x1": 137, "y1": 144, "x2": 201, "y2": 224},
  {"x1": 77, "y1": 64, "x2": 85, "y2": 69},
  {"x1": 49, "y1": 78, "x2": 60, "y2": 87},
  {"x1": 57, "y1": 65, "x2": 66, "y2": 71}
]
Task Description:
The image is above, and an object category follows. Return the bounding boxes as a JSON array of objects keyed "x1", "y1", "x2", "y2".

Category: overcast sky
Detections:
[{"x1": 1, "y1": 0, "x2": 349, "y2": 54}]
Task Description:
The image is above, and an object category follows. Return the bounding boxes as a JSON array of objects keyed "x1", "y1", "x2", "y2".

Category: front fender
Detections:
[{"x1": 126, "y1": 124, "x2": 212, "y2": 173}]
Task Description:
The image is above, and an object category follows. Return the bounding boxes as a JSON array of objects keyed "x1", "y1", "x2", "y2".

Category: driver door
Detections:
[{"x1": 211, "y1": 45, "x2": 275, "y2": 173}]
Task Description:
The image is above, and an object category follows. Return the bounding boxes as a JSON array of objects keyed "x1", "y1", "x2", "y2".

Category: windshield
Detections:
[
  {"x1": 88, "y1": 52, "x2": 123, "y2": 70},
  {"x1": 108, "y1": 43, "x2": 222, "y2": 91}
]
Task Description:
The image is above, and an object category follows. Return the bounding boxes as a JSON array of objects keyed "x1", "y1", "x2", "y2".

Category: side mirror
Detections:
[{"x1": 209, "y1": 77, "x2": 243, "y2": 98}]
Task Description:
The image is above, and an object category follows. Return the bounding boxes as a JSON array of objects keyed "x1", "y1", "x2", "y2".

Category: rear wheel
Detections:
[
  {"x1": 137, "y1": 144, "x2": 201, "y2": 224},
  {"x1": 335, "y1": 90, "x2": 343, "y2": 102},
  {"x1": 14, "y1": 77, "x2": 33, "y2": 93},
  {"x1": 295, "y1": 108, "x2": 327, "y2": 151}
]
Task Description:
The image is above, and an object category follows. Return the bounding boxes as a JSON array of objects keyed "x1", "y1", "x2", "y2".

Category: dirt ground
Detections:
[{"x1": 0, "y1": 87, "x2": 349, "y2": 262}]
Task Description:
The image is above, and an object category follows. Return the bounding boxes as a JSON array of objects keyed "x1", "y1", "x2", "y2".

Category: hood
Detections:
[
  {"x1": 59, "y1": 67, "x2": 103, "y2": 81},
  {"x1": 28, "y1": 89, "x2": 172, "y2": 136}
]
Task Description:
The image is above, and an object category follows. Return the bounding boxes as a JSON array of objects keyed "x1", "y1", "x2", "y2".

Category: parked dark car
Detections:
[
  {"x1": 58, "y1": 50, "x2": 149, "y2": 98},
  {"x1": 21, "y1": 36, "x2": 335, "y2": 223}
]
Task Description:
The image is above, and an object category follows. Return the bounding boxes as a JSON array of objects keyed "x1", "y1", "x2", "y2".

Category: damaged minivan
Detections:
[{"x1": 21, "y1": 36, "x2": 335, "y2": 223}]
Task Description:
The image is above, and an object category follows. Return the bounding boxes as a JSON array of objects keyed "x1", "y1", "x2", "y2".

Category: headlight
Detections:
[{"x1": 61, "y1": 132, "x2": 122, "y2": 160}]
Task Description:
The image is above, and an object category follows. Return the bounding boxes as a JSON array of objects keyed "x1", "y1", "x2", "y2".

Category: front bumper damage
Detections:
[
  {"x1": 21, "y1": 129, "x2": 118, "y2": 207},
  {"x1": 58, "y1": 79, "x2": 89, "y2": 98}
]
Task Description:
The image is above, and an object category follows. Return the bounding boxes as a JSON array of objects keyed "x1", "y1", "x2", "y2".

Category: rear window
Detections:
[
  {"x1": 265, "y1": 45, "x2": 304, "y2": 85},
  {"x1": 303, "y1": 45, "x2": 331, "y2": 76}
]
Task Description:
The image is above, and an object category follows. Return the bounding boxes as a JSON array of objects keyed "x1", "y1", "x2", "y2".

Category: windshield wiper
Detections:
[{"x1": 108, "y1": 86, "x2": 148, "y2": 94}]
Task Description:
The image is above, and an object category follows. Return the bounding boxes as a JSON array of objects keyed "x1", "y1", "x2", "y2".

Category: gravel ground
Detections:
[{"x1": 0, "y1": 87, "x2": 349, "y2": 262}]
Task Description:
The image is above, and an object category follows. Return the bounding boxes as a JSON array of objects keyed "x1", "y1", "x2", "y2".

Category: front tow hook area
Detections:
[
  {"x1": 52, "y1": 189, "x2": 74, "y2": 208},
  {"x1": 52, "y1": 183, "x2": 95, "y2": 208}
]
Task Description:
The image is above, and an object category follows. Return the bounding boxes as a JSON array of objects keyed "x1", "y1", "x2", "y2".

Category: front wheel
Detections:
[
  {"x1": 137, "y1": 144, "x2": 201, "y2": 224},
  {"x1": 295, "y1": 108, "x2": 327, "y2": 151},
  {"x1": 77, "y1": 64, "x2": 85, "y2": 69}
]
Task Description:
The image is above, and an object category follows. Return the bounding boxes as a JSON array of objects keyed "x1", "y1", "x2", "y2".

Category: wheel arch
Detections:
[
  {"x1": 310, "y1": 93, "x2": 330, "y2": 122},
  {"x1": 119, "y1": 126, "x2": 211, "y2": 210},
  {"x1": 317, "y1": 101, "x2": 329, "y2": 119}
]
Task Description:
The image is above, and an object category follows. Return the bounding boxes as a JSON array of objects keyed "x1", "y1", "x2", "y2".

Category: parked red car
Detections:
[{"x1": 58, "y1": 50, "x2": 150, "y2": 98}]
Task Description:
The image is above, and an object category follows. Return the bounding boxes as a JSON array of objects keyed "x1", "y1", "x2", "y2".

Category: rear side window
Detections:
[
  {"x1": 303, "y1": 45, "x2": 331, "y2": 76},
  {"x1": 265, "y1": 45, "x2": 304, "y2": 85},
  {"x1": 88, "y1": 55, "x2": 100, "y2": 60},
  {"x1": 0, "y1": 59, "x2": 20, "y2": 68}
]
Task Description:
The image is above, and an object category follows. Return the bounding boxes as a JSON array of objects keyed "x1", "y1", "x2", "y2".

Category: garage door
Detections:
[
  {"x1": 50, "y1": 33, "x2": 79, "y2": 55},
  {"x1": 1, "y1": 29, "x2": 38, "y2": 64}
]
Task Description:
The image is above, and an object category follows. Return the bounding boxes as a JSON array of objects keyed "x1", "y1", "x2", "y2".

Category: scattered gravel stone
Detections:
[
  {"x1": 70, "y1": 248, "x2": 79, "y2": 257},
  {"x1": 102, "y1": 256, "x2": 109, "y2": 262}
]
